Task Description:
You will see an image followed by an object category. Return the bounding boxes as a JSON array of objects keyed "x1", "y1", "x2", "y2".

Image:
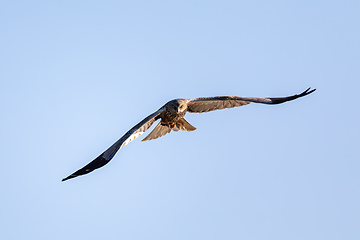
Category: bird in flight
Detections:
[{"x1": 62, "y1": 87, "x2": 316, "y2": 181}]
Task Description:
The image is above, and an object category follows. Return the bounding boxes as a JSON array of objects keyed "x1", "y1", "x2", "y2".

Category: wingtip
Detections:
[
  {"x1": 62, "y1": 175, "x2": 75, "y2": 182},
  {"x1": 306, "y1": 87, "x2": 316, "y2": 95},
  {"x1": 300, "y1": 87, "x2": 316, "y2": 97}
]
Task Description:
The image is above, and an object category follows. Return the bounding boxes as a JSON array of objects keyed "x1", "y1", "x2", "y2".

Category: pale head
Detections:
[{"x1": 166, "y1": 99, "x2": 188, "y2": 113}]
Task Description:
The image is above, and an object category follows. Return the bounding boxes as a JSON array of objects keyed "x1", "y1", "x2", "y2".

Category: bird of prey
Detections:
[{"x1": 62, "y1": 87, "x2": 315, "y2": 181}]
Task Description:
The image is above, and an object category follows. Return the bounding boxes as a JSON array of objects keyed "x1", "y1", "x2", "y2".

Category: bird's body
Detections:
[
  {"x1": 141, "y1": 99, "x2": 195, "y2": 141},
  {"x1": 158, "y1": 99, "x2": 188, "y2": 127},
  {"x1": 62, "y1": 88, "x2": 316, "y2": 181}
]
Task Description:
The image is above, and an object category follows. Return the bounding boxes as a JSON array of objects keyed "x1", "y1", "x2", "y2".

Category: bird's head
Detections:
[{"x1": 168, "y1": 99, "x2": 187, "y2": 113}]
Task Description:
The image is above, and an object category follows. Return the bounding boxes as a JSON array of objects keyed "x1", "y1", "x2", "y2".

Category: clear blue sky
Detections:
[{"x1": 1, "y1": 1, "x2": 359, "y2": 239}]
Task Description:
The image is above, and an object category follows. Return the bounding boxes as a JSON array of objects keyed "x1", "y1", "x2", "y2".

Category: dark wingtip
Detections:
[
  {"x1": 62, "y1": 175, "x2": 74, "y2": 182},
  {"x1": 61, "y1": 155, "x2": 110, "y2": 182},
  {"x1": 269, "y1": 87, "x2": 316, "y2": 104},
  {"x1": 308, "y1": 87, "x2": 316, "y2": 94},
  {"x1": 301, "y1": 87, "x2": 316, "y2": 96}
]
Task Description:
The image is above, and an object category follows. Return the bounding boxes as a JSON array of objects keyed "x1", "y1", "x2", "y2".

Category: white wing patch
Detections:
[{"x1": 121, "y1": 131, "x2": 145, "y2": 147}]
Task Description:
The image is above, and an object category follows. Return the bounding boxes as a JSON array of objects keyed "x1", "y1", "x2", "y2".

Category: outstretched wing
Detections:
[
  {"x1": 62, "y1": 108, "x2": 164, "y2": 181},
  {"x1": 187, "y1": 87, "x2": 316, "y2": 113}
]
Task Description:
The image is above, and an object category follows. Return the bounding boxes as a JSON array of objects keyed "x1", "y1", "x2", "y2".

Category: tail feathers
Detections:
[
  {"x1": 142, "y1": 122, "x2": 171, "y2": 141},
  {"x1": 173, "y1": 118, "x2": 196, "y2": 131},
  {"x1": 142, "y1": 118, "x2": 196, "y2": 141}
]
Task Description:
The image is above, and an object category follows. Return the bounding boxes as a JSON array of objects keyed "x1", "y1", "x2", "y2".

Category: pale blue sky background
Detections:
[{"x1": 1, "y1": 1, "x2": 359, "y2": 239}]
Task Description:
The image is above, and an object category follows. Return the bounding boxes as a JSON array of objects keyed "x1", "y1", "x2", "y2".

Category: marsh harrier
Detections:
[{"x1": 62, "y1": 87, "x2": 315, "y2": 181}]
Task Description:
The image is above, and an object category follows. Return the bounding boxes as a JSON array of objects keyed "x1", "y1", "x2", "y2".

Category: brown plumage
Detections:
[{"x1": 62, "y1": 87, "x2": 316, "y2": 181}]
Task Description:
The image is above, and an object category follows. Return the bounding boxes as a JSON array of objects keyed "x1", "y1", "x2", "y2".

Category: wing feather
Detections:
[
  {"x1": 187, "y1": 88, "x2": 316, "y2": 113},
  {"x1": 62, "y1": 108, "x2": 164, "y2": 181},
  {"x1": 187, "y1": 97, "x2": 251, "y2": 113}
]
